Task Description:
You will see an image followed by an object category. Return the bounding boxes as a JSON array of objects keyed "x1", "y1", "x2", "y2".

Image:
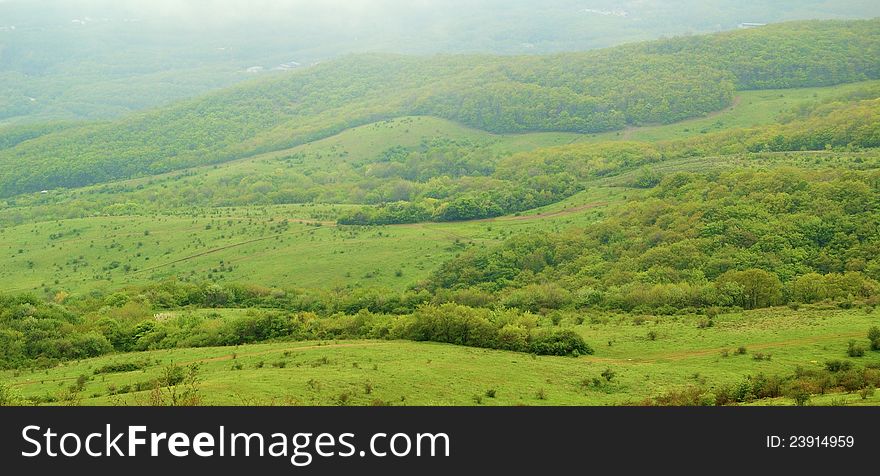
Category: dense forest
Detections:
[{"x1": 1, "y1": 19, "x2": 878, "y2": 197}]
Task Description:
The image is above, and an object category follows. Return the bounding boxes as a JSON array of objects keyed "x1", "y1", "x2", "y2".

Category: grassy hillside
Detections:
[
  {"x1": 1, "y1": 19, "x2": 878, "y2": 196},
  {"x1": 0, "y1": 186, "x2": 622, "y2": 295},
  {"x1": 3, "y1": 306, "x2": 879, "y2": 406},
  {"x1": 1, "y1": 79, "x2": 878, "y2": 297}
]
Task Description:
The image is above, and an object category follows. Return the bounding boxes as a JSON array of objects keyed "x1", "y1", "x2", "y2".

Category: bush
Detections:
[
  {"x1": 93, "y1": 361, "x2": 148, "y2": 374},
  {"x1": 786, "y1": 381, "x2": 811, "y2": 406},
  {"x1": 839, "y1": 370, "x2": 866, "y2": 393},
  {"x1": 696, "y1": 317, "x2": 713, "y2": 329},
  {"x1": 868, "y1": 326, "x2": 880, "y2": 351},
  {"x1": 601, "y1": 367, "x2": 616, "y2": 382},
  {"x1": 847, "y1": 340, "x2": 866, "y2": 358},
  {"x1": 713, "y1": 384, "x2": 735, "y2": 406},
  {"x1": 496, "y1": 324, "x2": 529, "y2": 352},
  {"x1": 648, "y1": 386, "x2": 714, "y2": 406},
  {"x1": 825, "y1": 360, "x2": 853, "y2": 372},
  {"x1": 528, "y1": 329, "x2": 593, "y2": 357},
  {"x1": 0, "y1": 382, "x2": 24, "y2": 406},
  {"x1": 401, "y1": 304, "x2": 499, "y2": 349}
]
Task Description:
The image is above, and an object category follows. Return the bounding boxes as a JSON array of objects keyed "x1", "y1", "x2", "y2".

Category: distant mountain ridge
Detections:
[{"x1": 0, "y1": 18, "x2": 878, "y2": 197}]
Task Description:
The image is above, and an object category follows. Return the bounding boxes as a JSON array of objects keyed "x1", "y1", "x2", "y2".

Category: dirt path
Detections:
[
  {"x1": 705, "y1": 95, "x2": 743, "y2": 120},
  {"x1": 132, "y1": 229, "x2": 312, "y2": 275}
]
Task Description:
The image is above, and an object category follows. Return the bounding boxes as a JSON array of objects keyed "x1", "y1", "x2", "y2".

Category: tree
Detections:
[{"x1": 717, "y1": 269, "x2": 782, "y2": 309}]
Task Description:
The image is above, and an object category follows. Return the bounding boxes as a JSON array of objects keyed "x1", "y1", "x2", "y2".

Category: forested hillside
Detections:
[
  {"x1": 424, "y1": 167, "x2": 880, "y2": 313},
  {"x1": 1, "y1": 19, "x2": 878, "y2": 197},
  {"x1": 4, "y1": 1, "x2": 877, "y2": 126}
]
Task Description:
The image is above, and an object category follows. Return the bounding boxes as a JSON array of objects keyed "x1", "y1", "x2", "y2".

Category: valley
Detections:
[{"x1": 2, "y1": 18, "x2": 880, "y2": 407}]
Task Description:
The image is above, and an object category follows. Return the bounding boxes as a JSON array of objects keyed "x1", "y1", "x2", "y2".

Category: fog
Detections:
[
  {"x1": 2, "y1": 0, "x2": 878, "y2": 123},
  {"x1": 4, "y1": 0, "x2": 879, "y2": 56}
]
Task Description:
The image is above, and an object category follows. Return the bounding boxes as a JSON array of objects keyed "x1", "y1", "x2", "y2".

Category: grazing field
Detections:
[
  {"x1": 583, "y1": 80, "x2": 880, "y2": 143},
  {"x1": 0, "y1": 185, "x2": 624, "y2": 294},
  {"x1": 4, "y1": 306, "x2": 879, "y2": 406}
]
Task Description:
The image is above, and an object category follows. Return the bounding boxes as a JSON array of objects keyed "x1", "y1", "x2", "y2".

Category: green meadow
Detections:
[{"x1": 4, "y1": 306, "x2": 878, "y2": 406}]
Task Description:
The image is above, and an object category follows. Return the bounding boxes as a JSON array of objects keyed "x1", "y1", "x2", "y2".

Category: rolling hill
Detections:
[
  {"x1": 1, "y1": 19, "x2": 878, "y2": 197},
  {"x1": 2, "y1": 18, "x2": 880, "y2": 408}
]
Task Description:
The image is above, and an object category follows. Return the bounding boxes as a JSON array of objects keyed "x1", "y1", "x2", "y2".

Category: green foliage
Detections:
[
  {"x1": 847, "y1": 340, "x2": 866, "y2": 358},
  {"x1": 423, "y1": 165, "x2": 880, "y2": 312},
  {"x1": 528, "y1": 329, "x2": 594, "y2": 357},
  {"x1": 868, "y1": 326, "x2": 880, "y2": 351},
  {"x1": 93, "y1": 361, "x2": 149, "y2": 375},
  {"x1": 0, "y1": 381, "x2": 24, "y2": 406}
]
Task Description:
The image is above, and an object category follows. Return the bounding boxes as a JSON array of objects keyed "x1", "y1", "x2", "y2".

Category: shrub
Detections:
[
  {"x1": 528, "y1": 329, "x2": 593, "y2": 357},
  {"x1": 750, "y1": 374, "x2": 785, "y2": 399},
  {"x1": 601, "y1": 367, "x2": 616, "y2": 382},
  {"x1": 839, "y1": 370, "x2": 866, "y2": 393},
  {"x1": 649, "y1": 386, "x2": 713, "y2": 406},
  {"x1": 847, "y1": 340, "x2": 865, "y2": 358},
  {"x1": 825, "y1": 360, "x2": 852, "y2": 373},
  {"x1": 0, "y1": 382, "x2": 24, "y2": 406},
  {"x1": 868, "y1": 326, "x2": 880, "y2": 351},
  {"x1": 94, "y1": 361, "x2": 148, "y2": 374},
  {"x1": 713, "y1": 384, "x2": 734, "y2": 406},
  {"x1": 786, "y1": 381, "x2": 811, "y2": 406},
  {"x1": 496, "y1": 324, "x2": 529, "y2": 352},
  {"x1": 696, "y1": 317, "x2": 713, "y2": 329}
]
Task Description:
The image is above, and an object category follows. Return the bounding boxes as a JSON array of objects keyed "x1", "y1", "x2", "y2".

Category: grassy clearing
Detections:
[
  {"x1": 581, "y1": 80, "x2": 880, "y2": 143},
  {"x1": 0, "y1": 173, "x2": 628, "y2": 294}
]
